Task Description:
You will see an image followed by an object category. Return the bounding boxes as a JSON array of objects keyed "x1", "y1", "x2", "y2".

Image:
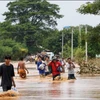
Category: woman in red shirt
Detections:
[{"x1": 48, "y1": 57, "x2": 62, "y2": 81}]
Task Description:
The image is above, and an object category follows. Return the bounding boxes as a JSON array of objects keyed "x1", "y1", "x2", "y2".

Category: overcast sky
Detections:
[{"x1": 0, "y1": 1, "x2": 100, "y2": 30}]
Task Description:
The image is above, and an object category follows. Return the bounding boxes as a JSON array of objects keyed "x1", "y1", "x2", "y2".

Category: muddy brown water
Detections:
[{"x1": 0, "y1": 62, "x2": 100, "y2": 100}]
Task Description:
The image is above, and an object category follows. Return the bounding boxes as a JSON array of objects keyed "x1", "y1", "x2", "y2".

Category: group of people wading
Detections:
[
  {"x1": 0, "y1": 55, "x2": 76, "y2": 92},
  {"x1": 36, "y1": 55, "x2": 76, "y2": 81},
  {"x1": 17, "y1": 54, "x2": 76, "y2": 81}
]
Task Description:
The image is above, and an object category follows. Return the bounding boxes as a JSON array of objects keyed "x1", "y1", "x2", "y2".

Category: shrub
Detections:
[
  {"x1": 74, "y1": 48, "x2": 85, "y2": 61},
  {"x1": 0, "y1": 39, "x2": 28, "y2": 61}
]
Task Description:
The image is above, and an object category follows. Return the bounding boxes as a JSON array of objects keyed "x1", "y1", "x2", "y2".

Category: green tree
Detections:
[
  {"x1": 0, "y1": 21, "x2": 14, "y2": 39},
  {"x1": 74, "y1": 48, "x2": 85, "y2": 60},
  {"x1": 42, "y1": 27, "x2": 79, "y2": 57},
  {"x1": 0, "y1": 39, "x2": 28, "y2": 61},
  {"x1": 87, "y1": 25, "x2": 100, "y2": 57},
  {"x1": 42, "y1": 29, "x2": 62, "y2": 54},
  {"x1": 77, "y1": 0, "x2": 100, "y2": 58},
  {"x1": 77, "y1": 0, "x2": 100, "y2": 15},
  {"x1": 3, "y1": 0, "x2": 63, "y2": 53}
]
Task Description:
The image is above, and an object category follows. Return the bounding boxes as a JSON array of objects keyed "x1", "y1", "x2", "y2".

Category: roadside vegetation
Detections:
[{"x1": 0, "y1": 0, "x2": 99, "y2": 70}]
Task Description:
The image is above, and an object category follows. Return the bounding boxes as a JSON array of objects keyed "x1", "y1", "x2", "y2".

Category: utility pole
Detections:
[
  {"x1": 79, "y1": 25, "x2": 81, "y2": 48},
  {"x1": 62, "y1": 31, "x2": 64, "y2": 58},
  {"x1": 85, "y1": 25, "x2": 88, "y2": 62},
  {"x1": 63, "y1": 26, "x2": 71, "y2": 58},
  {"x1": 71, "y1": 28, "x2": 73, "y2": 59}
]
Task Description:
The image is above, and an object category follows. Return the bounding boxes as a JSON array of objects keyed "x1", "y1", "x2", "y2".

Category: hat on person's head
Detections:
[{"x1": 52, "y1": 56, "x2": 57, "y2": 60}]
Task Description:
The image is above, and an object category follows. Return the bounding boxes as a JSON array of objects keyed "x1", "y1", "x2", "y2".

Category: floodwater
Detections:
[{"x1": 0, "y1": 62, "x2": 100, "y2": 100}]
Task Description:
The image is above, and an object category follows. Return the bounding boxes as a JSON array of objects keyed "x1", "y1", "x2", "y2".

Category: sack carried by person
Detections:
[
  {"x1": 39, "y1": 63, "x2": 46, "y2": 70},
  {"x1": 57, "y1": 66, "x2": 63, "y2": 72},
  {"x1": 11, "y1": 87, "x2": 18, "y2": 92}
]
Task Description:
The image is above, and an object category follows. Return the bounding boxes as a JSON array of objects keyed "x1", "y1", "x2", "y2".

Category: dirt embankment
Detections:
[{"x1": 78, "y1": 59, "x2": 100, "y2": 74}]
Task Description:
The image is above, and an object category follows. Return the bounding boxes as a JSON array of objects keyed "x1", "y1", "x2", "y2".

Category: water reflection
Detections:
[{"x1": 47, "y1": 82, "x2": 61, "y2": 98}]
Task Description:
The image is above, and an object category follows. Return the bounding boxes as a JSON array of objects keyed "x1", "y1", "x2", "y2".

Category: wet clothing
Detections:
[
  {"x1": 53, "y1": 74, "x2": 61, "y2": 80},
  {"x1": 2, "y1": 86, "x2": 12, "y2": 91},
  {"x1": 67, "y1": 63, "x2": 75, "y2": 74},
  {"x1": 61, "y1": 60, "x2": 66, "y2": 72},
  {"x1": 18, "y1": 69, "x2": 26, "y2": 78},
  {"x1": 48, "y1": 61, "x2": 62, "y2": 80},
  {"x1": 44, "y1": 61, "x2": 49, "y2": 72},
  {"x1": 37, "y1": 61, "x2": 45, "y2": 75},
  {"x1": 0, "y1": 64, "x2": 15, "y2": 91},
  {"x1": 44, "y1": 61, "x2": 51, "y2": 76},
  {"x1": 68, "y1": 74, "x2": 76, "y2": 80},
  {"x1": 45, "y1": 72, "x2": 50, "y2": 76},
  {"x1": 66, "y1": 63, "x2": 76, "y2": 79}
]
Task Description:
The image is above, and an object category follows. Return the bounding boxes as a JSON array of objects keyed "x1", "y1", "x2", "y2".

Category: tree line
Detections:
[{"x1": 0, "y1": 0, "x2": 99, "y2": 61}]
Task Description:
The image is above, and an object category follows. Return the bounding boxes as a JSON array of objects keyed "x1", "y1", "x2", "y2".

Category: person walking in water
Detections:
[
  {"x1": 37, "y1": 55, "x2": 45, "y2": 78},
  {"x1": 0, "y1": 55, "x2": 16, "y2": 91},
  {"x1": 60, "y1": 57, "x2": 66, "y2": 73},
  {"x1": 44, "y1": 56, "x2": 51, "y2": 76},
  {"x1": 17, "y1": 57, "x2": 29, "y2": 78},
  {"x1": 48, "y1": 56, "x2": 62, "y2": 81},
  {"x1": 66, "y1": 58, "x2": 76, "y2": 80}
]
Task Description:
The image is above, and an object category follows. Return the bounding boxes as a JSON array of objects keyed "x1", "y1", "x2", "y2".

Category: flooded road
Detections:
[
  {"x1": 0, "y1": 62, "x2": 100, "y2": 100},
  {"x1": 15, "y1": 75, "x2": 100, "y2": 100}
]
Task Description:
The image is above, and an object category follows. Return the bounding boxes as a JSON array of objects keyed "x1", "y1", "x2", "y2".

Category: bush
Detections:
[
  {"x1": 0, "y1": 39, "x2": 28, "y2": 61},
  {"x1": 74, "y1": 48, "x2": 85, "y2": 61},
  {"x1": 12, "y1": 44, "x2": 28, "y2": 60},
  {"x1": 0, "y1": 46, "x2": 12, "y2": 61}
]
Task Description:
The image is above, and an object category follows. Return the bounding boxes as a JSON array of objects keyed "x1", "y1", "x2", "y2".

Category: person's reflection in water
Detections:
[
  {"x1": 68, "y1": 79, "x2": 75, "y2": 83},
  {"x1": 48, "y1": 82, "x2": 61, "y2": 98},
  {"x1": 68, "y1": 80, "x2": 75, "y2": 97}
]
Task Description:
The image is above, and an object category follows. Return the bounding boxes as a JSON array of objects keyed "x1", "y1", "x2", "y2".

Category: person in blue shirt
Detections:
[{"x1": 37, "y1": 56, "x2": 45, "y2": 78}]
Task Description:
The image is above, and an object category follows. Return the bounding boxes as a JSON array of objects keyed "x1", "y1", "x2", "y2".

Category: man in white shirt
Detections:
[{"x1": 66, "y1": 58, "x2": 76, "y2": 80}]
